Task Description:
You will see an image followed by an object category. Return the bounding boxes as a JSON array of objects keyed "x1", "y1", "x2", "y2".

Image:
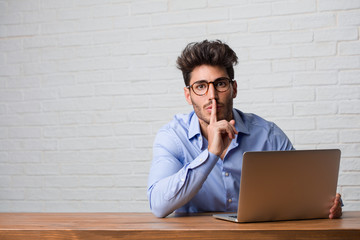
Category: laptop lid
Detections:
[{"x1": 214, "y1": 149, "x2": 341, "y2": 223}]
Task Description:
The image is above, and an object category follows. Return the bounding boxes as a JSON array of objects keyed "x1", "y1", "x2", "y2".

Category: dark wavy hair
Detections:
[{"x1": 176, "y1": 40, "x2": 238, "y2": 86}]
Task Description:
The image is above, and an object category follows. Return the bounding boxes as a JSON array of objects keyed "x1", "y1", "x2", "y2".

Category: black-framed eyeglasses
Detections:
[{"x1": 186, "y1": 77, "x2": 234, "y2": 96}]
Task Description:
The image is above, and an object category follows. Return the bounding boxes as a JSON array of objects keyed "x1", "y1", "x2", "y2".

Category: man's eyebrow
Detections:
[{"x1": 194, "y1": 77, "x2": 230, "y2": 82}]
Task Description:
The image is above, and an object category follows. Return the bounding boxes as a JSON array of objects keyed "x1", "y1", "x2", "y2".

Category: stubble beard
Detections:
[{"x1": 192, "y1": 97, "x2": 234, "y2": 126}]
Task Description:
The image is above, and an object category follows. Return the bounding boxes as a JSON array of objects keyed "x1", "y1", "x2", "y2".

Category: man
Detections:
[{"x1": 147, "y1": 40, "x2": 343, "y2": 218}]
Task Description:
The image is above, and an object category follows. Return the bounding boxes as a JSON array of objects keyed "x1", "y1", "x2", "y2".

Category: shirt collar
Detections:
[
  {"x1": 233, "y1": 109, "x2": 250, "y2": 135},
  {"x1": 188, "y1": 111, "x2": 201, "y2": 140}
]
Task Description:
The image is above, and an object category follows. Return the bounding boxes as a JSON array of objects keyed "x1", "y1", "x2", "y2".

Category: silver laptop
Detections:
[{"x1": 213, "y1": 149, "x2": 341, "y2": 223}]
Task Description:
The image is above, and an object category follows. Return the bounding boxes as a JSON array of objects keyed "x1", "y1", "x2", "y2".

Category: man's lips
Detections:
[{"x1": 205, "y1": 103, "x2": 222, "y2": 112}]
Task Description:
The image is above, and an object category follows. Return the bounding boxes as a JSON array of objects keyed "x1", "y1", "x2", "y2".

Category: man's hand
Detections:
[
  {"x1": 329, "y1": 193, "x2": 343, "y2": 219},
  {"x1": 207, "y1": 99, "x2": 238, "y2": 159}
]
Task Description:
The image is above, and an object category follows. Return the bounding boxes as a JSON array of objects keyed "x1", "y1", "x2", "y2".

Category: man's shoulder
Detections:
[
  {"x1": 159, "y1": 112, "x2": 194, "y2": 133},
  {"x1": 235, "y1": 109, "x2": 275, "y2": 130}
]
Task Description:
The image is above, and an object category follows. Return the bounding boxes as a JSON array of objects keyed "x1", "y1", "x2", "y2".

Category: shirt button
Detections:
[{"x1": 225, "y1": 172, "x2": 229, "y2": 177}]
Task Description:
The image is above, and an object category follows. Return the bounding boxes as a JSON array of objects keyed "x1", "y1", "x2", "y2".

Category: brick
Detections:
[
  {"x1": 273, "y1": 59, "x2": 315, "y2": 72},
  {"x1": 152, "y1": 8, "x2": 228, "y2": 26},
  {"x1": 208, "y1": 21, "x2": 247, "y2": 35},
  {"x1": 44, "y1": 176, "x2": 80, "y2": 188},
  {"x1": 339, "y1": 100, "x2": 360, "y2": 114},
  {"x1": 23, "y1": 10, "x2": 57, "y2": 23},
  {"x1": 7, "y1": 0, "x2": 39, "y2": 11},
  {"x1": 293, "y1": 43, "x2": 336, "y2": 57},
  {"x1": 294, "y1": 102, "x2": 337, "y2": 116},
  {"x1": 272, "y1": 31, "x2": 313, "y2": 44},
  {"x1": 8, "y1": 127, "x2": 41, "y2": 139},
  {"x1": 318, "y1": 0, "x2": 360, "y2": 11},
  {"x1": 0, "y1": 90, "x2": 23, "y2": 102},
  {"x1": 295, "y1": 130, "x2": 338, "y2": 144},
  {"x1": 317, "y1": 116, "x2": 360, "y2": 129},
  {"x1": 12, "y1": 176, "x2": 44, "y2": 187},
  {"x1": 0, "y1": 115, "x2": 24, "y2": 127},
  {"x1": 314, "y1": 28, "x2": 358, "y2": 42},
  {"x1": 338, "y1": 10, "x2": 360, "y2": 26},
  {"x1": 0, "y1": 190, "x2": 24, "y2": 200},
  {"x1": 114, "y1": 123, "x2": 151, "y2": 136},
  {"x1": 57, "y1": 33, "x2": 93, "y2": 47},
  {"x1": 6, "y1": 76, "x2": 41, "y2": 89},
  {"x1": 78, "y1": 176, "x2": 114, "y2": 187},
  {"x1": 132, "y1": 0, "x2": 167, "y2": 14},
  {"x1": 247, "y1": 73, "x2": 293, "y2": 88},
  {"x1": 230, "y1": 4, "x2": 271, "y2": 19},
  {"x1": 23, "y1": 62, "x2": 58, "y2": 75},
  {"x1": 341, "y1": 158, "x2": 360, "y2": 171},
  {"x1": 249, "y1": 17, "x2": 291, "y2": 32},
  {"x1": 292, "y1": 13, "x2": 336, "y2": 30},
  {"x1": 42, "y1": 0, "x2": 74, "y2": 9},
  {"x1": 0, "y1": 39, "x2": 22, "y2": 52},
  {"x1": 339, "y1": 41, "x2": 360, "y2": 56},
  {"x1": 338, "y1": 172, "x2": 360, "y2": 186},
  {"x1": 235, "y1": 89, "x2": 273, "y2": 103},
  {"x1": 271, "y1": 117, "x2": 316, "y2": 131},
  {"x1": 230, "y1": 34, "x2": 271, "y2": 47},
  {"x1": 272, "y1": 0, "x2": 316, "y2": 15},
  {"x1": 26, "y1": 189, "x2": 62, "y2": 200},
  {"x1": 236, "y1": 61, "x2": 271, "y2": 74},
  {"x1": 250, "y1": 46, "x2": 291, "y2": 60},
  {"x1": 93, "y1": 30, "x2": 129, "y2": 44},
  {"x1": 0, "y1": 164, "x2": 24, "y2": 175},
  {"x1": 0, "y1": 65, "x2": 21, "y2": 76},
  {"x1": 294, "y1": 72, "x2": 338, "y2": 86},
  {"x1": 317, "y1": 56, "x2": 360, "y2": 70},
  {"x1": 9, "y1": 152, "x2": 42, "y2": 163},
  {"x1": 339, "y1": 70, "x2": 360, "y2": 85},
  {"x1": 43, "y1": 126, "x2": 78, "y2": 138},
  {"x1": 24, "y1": 164, "x2": 60, "y2": 175},
  {"x1": 317, "y1": 86, "x2": 360, "y2": 101},
  {"x1": 0, "y1": 13, "x2": 22, "y2": 25},
  {"x1": 340, "y1": 130, "x2": 360, "y2": 143},
  {"x1": 208, "y1": 0, "x2": 246, "y2": 7},
  {"x1": 274, "y1": 88, "x2": 315, "y2": 102},
  {"x1": 78, "y1": 125, "x2": 113, "y2": 137},
  {"x1": 41, "y1": 21, "x2": 76, "y2": 35},
  {"x1": 342, "y1": 187, "x2": 360, "y2": 201},
  {"x1": 60, "y1": 85, "x2": 94, "y2": 98},
  {"x1": 113, "y1": 15, "x2": 152, "y2": 29},
  {"x1": 23, "y1": 113, "x2": 59, "y2": 126},
  {"x1": 241, "y1": 104, "x2": 293, "y2": 118},
  {"x1": 57, "y1": 8, "x2": 93, "y2": 20}
]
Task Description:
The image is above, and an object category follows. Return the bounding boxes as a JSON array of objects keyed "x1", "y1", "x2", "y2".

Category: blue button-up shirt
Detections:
[{"x1": 147, "y1": 109, "x2": 294, "y2": 217}]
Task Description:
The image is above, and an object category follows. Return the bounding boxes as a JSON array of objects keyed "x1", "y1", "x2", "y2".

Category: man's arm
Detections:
[{"x1": 147, "y1": 131, "x2": 219, "y2": 217}]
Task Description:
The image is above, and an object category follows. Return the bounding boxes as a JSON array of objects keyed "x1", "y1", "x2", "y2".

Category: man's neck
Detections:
[{"x1": 199, "y1": 120, "x2": 209, "y2": 140}]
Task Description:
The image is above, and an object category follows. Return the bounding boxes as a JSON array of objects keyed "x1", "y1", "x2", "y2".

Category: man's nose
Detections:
[{"x1": 207, "y1": 82, "x2": 218, "y2": 99}]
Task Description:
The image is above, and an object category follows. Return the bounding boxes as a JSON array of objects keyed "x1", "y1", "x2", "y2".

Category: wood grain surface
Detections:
[{"x1": 1, "y1": 211, "x2": 359, "y2": 240}]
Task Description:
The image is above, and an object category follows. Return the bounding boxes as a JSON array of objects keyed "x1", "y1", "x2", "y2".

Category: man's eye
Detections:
[
  {"x1": 215, "y1": 80, "x2": 227, "y2": 87},
  {"x1": 195, "y1": 83, "x2": 207, "y2": 90}
]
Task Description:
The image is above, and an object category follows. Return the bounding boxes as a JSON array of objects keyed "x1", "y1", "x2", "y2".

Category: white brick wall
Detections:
[{"x1": 0, "y1": 0, "x2": 359, "y2": 212}]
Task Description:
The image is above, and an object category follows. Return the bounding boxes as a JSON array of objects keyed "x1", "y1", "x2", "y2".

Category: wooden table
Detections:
[{"x1": 1, "y1": 211, "x2": 359, "y2": 240}]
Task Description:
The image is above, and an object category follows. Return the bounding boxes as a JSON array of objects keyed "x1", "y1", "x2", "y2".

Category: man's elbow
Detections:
[{"x1": 151, "y1": 207, "x2": 171, "y2": 218}]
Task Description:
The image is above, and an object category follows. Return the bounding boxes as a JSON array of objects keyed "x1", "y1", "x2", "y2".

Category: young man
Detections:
[{"x1": 147, "y1": 40, "x2": 343, "y2": 218}]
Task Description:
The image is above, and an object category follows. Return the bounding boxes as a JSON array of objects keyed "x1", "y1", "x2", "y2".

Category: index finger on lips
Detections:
[{"x1": 210, "y1": 99, "x2": 217, "y2": 124}]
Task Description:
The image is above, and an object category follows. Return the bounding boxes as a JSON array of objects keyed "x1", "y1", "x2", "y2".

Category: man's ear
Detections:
[
  {"x1": 232, "y1": 80, "x2": 238, "y2": 99},
  {"x1": 184, "y1": 87, "x2": 193, "y2": 105}
]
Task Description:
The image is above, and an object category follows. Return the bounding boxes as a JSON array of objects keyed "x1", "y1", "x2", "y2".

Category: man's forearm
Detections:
[{"x1": 148, "y1": 151, "x2": 219, "y2": 217}]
